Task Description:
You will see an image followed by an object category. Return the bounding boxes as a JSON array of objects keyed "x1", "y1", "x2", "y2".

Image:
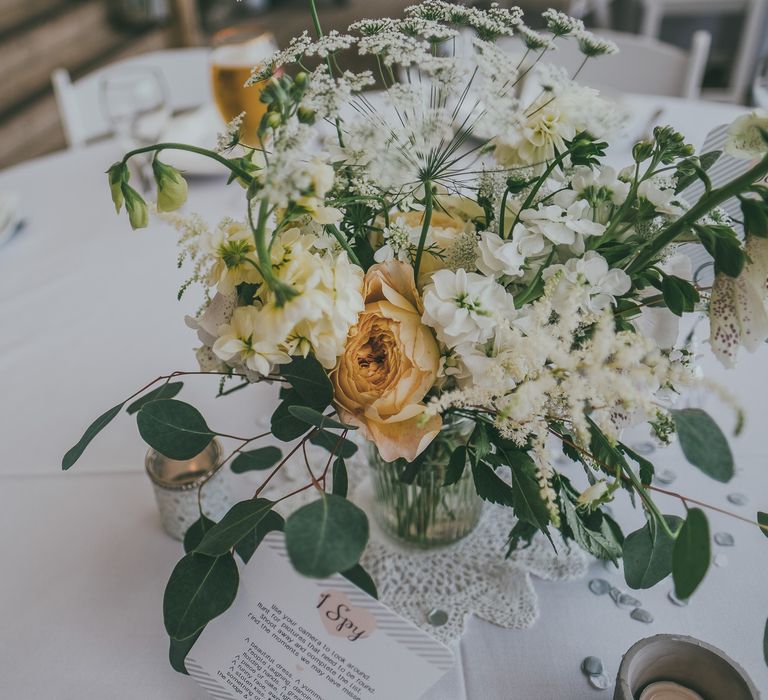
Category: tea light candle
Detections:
[
  {"x1": 639, "y1": 681, "x2": 705, "y2": 700},
  {"x1": 145, "y1": 439, "x2": 234, "y2": 540}
]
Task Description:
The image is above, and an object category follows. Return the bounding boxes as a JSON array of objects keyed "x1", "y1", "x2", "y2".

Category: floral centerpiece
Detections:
[{"x1": 64, "y1": 1, "x2": 768, "y2": 673}]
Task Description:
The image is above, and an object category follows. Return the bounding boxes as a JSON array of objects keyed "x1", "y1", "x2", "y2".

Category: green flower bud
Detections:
[
  {"x1": 121, "y1": 183, "x2": 148, "y2": 229},
  {"x1": 152, "y1": 159, "x2": 188, "y2": 212},
  {"x1": 266, "y1": 112, "x2": 283, "y2": 129},
  {"x1": 294, "y1": 71, "x2": 308, "y2": 87},
  {"x1": 107, "y1": 162, "x2": 129, "y2": 213},
  {"x1": 297, "y1": 106, "x2": 316, "y2": 125},
  {"x1": 632, "y1": 140, "x2": 654, "y2": 162}
]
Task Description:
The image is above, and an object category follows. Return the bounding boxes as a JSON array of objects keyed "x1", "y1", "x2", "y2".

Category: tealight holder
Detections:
[
  {"x1": 614, "y1": 634, "x2": 759, "y2": 700},
  {"x1": 145, "y1": 439, "x2": 234, "y2": 540}
]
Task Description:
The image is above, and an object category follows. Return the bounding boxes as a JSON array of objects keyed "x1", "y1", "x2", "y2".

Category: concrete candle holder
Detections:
[{"x1": 614, "y1": 634, "x2": 760, "y2": 700}]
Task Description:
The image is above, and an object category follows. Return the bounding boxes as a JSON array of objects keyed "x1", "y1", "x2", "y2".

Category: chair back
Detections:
[
  {"x1": 542, "y1": 29, "x2": 711, "y2": 99},
  {"x1": 52, "y1": 48, "x2": 211, "y2": 148}
]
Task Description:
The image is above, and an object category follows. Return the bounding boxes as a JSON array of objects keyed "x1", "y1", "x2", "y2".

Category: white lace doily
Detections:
[{"x1": 258, "y1": 438, "x2": 589, "y2": 644}]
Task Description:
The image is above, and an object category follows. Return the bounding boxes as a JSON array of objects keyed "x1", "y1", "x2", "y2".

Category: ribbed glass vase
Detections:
[{"x1": 367, "y1": 419, "x2": 483, "y2": 548}]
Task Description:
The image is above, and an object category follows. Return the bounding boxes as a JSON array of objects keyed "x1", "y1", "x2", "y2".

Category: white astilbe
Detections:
[{"x1": 531, "y1": 443, "x2": 561, "y2": 527}]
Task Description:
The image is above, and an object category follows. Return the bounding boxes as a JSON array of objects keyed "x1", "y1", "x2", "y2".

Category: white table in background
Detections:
[{"x1": 2, "y1": 95, "x2": 767, "y2": 699}]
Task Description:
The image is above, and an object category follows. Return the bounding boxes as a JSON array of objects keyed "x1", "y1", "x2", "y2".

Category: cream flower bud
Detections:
[
  {"x1": 152, "y1": 159, "x2": 188, "y2": 212},
  {"x1": 107, "y1": 162, "x2": 128, "y2": 213},
  {"x1": 121, "y1": 183, "x2": 148, "y2": 229},
  {"x1": 576, "y1": 480, "x2": 610, "y2": 507}
]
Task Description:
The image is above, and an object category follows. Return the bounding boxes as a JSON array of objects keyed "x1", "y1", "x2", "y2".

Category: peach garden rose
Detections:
[{"x1": 331, "y1": 260, "x2": 442, "y2": 463}]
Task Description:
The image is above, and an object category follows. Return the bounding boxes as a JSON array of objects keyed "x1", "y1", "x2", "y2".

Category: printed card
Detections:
[{"x1": 186, "y1": 534, "x2": 455, "y2": 700}]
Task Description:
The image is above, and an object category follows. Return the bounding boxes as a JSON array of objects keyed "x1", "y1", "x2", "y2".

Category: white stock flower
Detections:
[
  {"x1": 724, "y1": 110, "x2": 768, "y2": 159},
  {"x1": 519, "y1": 198, "x2": 606, "y2": 254},
  {"x1": 637, "y1": 176, "x2": 687, "y2": 216},
  {"x1": 544, "y1": 251, "x2": 631, "y2": 314},
  {"x1": 204, "y1": 220, "x2": 261, "y2": 293},
  {"x1": 213, "y1": 306, "x2": 291, "y2": 376},
  {"x1": 567, "y1": 165, "x2": 630, "y2": 223},
  {"x1": 476, "y1": 229, "x2": 526, "y2": 279},
  {"x1": 422, "y1": 268, "x2": 514, "y2": 348}
]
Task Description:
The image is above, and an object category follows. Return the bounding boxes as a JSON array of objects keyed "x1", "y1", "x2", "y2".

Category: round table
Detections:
[{"x1": 1, "y1": 94, "x2": 766, "y2": 699}]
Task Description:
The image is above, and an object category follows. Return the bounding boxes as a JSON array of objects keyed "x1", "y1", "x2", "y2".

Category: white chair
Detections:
[
  {"x1": 638, "y1": 0, "x2": 768, "y2": 103},
  {"x1": 52, "y1": 48, "x2": 211, "y2": 148},
  {"x1": 543, "y1": 29, "x2": 712, "y2": 99}
]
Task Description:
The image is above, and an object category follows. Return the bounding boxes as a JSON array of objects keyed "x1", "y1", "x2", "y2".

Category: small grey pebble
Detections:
[
  {"x1": 630, "y1": 608, "x2": 654, "y2": 623},
  {"x1": 588, "y1": 578, "x2": 611, "y2": 595},
  {"x1": 713, "y1": 554, "x2": 729, "y2": 567},
  {"x1": 581, "y1": 656, "x2": 603, "y2": 676},
  {"x1": 727, "y1": 493, "x2": 748, "y2": 506},
  {"x1": 667, "y1": 591, "x2": 689, "y2": 607},
  {"x1": 714, "y1": 531, "x2": 735, "y2": 547},
  {"x1": 588, "y1": 673, "x2": 612, "y2": 690},
  {"x1": 654, "y1": 469, "x2": 677, "y2": 485},
  {"x1": 617, "y1": 593, "x2": 642, "y2": 608},
  {"x1": 609, "y1": 587, "x2": 622, "y2": 603},
  {"x1": 426, "y1": 608, "x2": 448, "y2": 627},
  {"x1": 631, "y1": 441, "x2": 656, "y2": 455},
  {"x1": 602, "y1": 559, "x2": 619, "y2": 572}
]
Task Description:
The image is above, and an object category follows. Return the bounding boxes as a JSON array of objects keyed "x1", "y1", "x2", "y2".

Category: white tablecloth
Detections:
[{"x1": 2, "y1": 94, "x2": 767, "y2": 699}]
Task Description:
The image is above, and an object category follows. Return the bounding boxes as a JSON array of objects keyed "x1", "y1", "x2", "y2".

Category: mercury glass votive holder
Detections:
[{"x1": 145, "y1": 439, "x2": 234, "y2": 540}]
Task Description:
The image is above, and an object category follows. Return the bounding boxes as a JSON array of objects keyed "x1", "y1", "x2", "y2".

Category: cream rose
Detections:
[{"x1": 331, "y1": 261, "x2": 442, "y2": 462}]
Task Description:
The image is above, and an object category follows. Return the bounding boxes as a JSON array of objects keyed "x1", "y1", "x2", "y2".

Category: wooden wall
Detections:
[{"x1": 0, "y1": 0, "x2": 176, "y2": 169}]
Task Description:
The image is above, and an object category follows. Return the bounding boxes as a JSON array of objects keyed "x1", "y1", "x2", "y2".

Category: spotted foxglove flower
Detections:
[
  {"x1": 709, "y1": 234, "x2": 768, "y2": 367},
  {"x1": 422, "y1": 269, "x2": 514, "y2": 348}
]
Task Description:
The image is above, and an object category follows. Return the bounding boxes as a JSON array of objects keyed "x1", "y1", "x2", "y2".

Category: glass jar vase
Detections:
[{"x1": 367, "y1": 419, "x2": 483, "y2": 547}]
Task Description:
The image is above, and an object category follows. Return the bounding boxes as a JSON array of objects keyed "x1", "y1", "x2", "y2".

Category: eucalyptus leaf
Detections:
[
  {"x1": 195, "y1": 499, "x2": 274, "y2": 556},
  {"x1": 235, "y1": 510, "x2": 285, "y2": 564},
  {"x1": 310, "y1": 430, "x2": 358, "y2": 458},
  {"x1": 62, "y1": 402, "x2": 125, "y2": 470},
  {"x1": 231, "y1": 446, "x2": 282, "y2": 473},
  {"x1": 670, "y1": 408, "x2": 734, "y2": 482},
  {"x1": 279, "y1": 356, "x2": 333, "y2": 408},
  {"x1": 183, "y1": 515, "x2": 216, "y2": 554},
  {"x1": 285, "y1": 494, "x2": 369, "y2": 578},
  {"x1": 623, "y1": 515, "x2": 683, "y2": 589},
  {"x1": 137, "y1": 399, "x2": 215, "y2": 460},
  {"x1": 287, "y1": 405, "x2": 356, "y2": 431},
  {"x1": 271, "y1": 397, "x2": 310, "y2": 442},
  {"x1": 672, "y1": 508, "x2": 710, "y2": 599},
  {"x1": 443, "y1": 445, "x2": 467, "y2": 486},
  {"x1": 169, "y1": 628, "x2": 202, "y2": 675},
  {"x1": 332, "y1": 457, "x2": 348, "y2": 498},
  {"x1": 126, "y1": 381, "x2": 183, "y2": 415},
  {"x1": 341, "y1": 564, "x2": 378, "y2": 599},
  {"x1": 163, "y1": 552, "x2": 239, "y2": 640},
  {"x1": 758, "y1": 511, "x2": 768, "y2": 539}
]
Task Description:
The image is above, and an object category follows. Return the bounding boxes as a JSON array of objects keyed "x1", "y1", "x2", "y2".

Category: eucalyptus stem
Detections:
[
  {"x1": 122, "y1": 143, "x2": 253, "y2": 182},
  {"x1": 412, "y1": 182, "x2": 434, "y2": 281},
  {"x1": 627, "y1": 152, "x2": 768, "y2": 273}
]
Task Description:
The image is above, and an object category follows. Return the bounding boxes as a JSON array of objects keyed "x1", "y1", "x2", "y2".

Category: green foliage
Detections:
[
  {"x1": 659, "y1": 275, "x2": 700, "y2": 316},
  {"x1": 235, "y1": 510, "x2": 285, "y2": 565},
  {"x1": 271, "y1": 393, "x2": 311, "y2": 442},
  {"x1": 506, "y1": 520, "x2": 538, "y2": 556},
  {"x1": 183, "y1": 515, "x2": 216, "y2": 553},
  {"x1": 287, "y1": 405, "x2": 355, "y2": 431},
  {"x1": 279, "y1": 356, "x2": 333, "y2": 408},
  {"x1": 169, "y1": 628, "x2": 202, "y2": 675},
  {"x1": 163, "y1": 552, "x2": 239, "y2": 640},
  {"x1": 623, "y1": 516, "x2": 683, "y2": 589},
  {"x1": 126, "y1": 382, "x2": 183, "y2": 414},
  {"x1": 443, "y1": 445, "x2": 468, "y2": 486},
  {"x1": 618, "y1": 443, "x2": 655, "y2": 485},
  {"x1": 740, "y1": 197, "x2": 768, "y2": 237},
  {"x1": 62, "y1": 402, "x2": 125, "y2": 470},
  {"x1": 310, "y1": 431, "x2": 358, "y2": 458},
  {"x1": 341, "y1": 564, "x2": 378, "y2": 599},
  {"x1": 231, "y1": 446, "x2": 283, "y2": 473},
  {"x1": 559, "y1": 484, "x2": 623, "y2": 561},
  {"x1": 285, "y1": 494, "x2": 369, "y2": 578},
  {"x1": 332, "y1": 457, "x2": 348, "y2": 497},
  {"x1": 137, "y1": 399, "x2": 215, "y2": 460},
  {"x1": 694, "y1": 224, "x2": 746, "y2": 278},
  {"x1": 758, "y1": 511, "x2": 768, "y2": 539},
  {"x1": 672, "y1": 508, "x2": 710, "y2": 599},
  {"x1": 195, "y1": 499, "x2": 274, "y2": 556},
  {"x1": 670, "y1": 408, "x2": 734, "y2": 482}
]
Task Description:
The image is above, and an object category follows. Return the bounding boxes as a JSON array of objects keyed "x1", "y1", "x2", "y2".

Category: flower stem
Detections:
[
  {"x1": 247, "y1": 198, "x2": 297, "y2": 306},
  {"x1": 325, "y1": 224, "x2": 362, "y2": 266},
  {"x1": 626, "y1": 152, "x2": 768, "y2": 273},
  {"x1": 121, "y1": 143, "x2": 254, "y2": 182},
  {"x1": 413, "y1": 181, "x2": 434, "y2": 281}
]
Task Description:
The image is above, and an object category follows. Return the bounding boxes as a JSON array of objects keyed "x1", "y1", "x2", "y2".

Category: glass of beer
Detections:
[{"x1": 210, "y1": 25, "x2": 278, "y2": 146}]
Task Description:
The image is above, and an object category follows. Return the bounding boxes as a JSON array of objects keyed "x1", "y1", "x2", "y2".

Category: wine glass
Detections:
[{"x1": 100, "y1": 67, "x2": 171, "y2": 189}]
